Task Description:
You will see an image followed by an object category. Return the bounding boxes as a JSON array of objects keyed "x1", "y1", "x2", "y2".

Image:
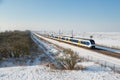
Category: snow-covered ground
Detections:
[
  {"x1": 0, "y1": 32, "x2": 120, "y2": 80},
  {"x1": 0, "y1": 62, "x2": 120, "y2": 80},
  {"x1": 34, "y1": 32, "x2": 120, "y2": 70}
]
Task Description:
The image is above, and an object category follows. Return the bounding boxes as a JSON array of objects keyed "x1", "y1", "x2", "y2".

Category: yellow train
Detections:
[{"x1": 51, "y1": 36, "x2": 95, "y2": 48}]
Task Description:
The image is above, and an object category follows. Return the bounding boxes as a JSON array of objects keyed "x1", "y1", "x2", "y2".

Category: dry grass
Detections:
[{"x1": 0, "y1": 31, "x2": 38, "y2": 59}]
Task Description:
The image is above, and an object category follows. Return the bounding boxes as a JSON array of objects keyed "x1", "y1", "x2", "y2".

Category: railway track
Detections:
[{"x1": 35, "y1": 33, "x2": 120, "y2": 59}]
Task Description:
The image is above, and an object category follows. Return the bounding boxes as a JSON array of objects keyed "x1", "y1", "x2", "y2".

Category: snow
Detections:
[
  {"x1": 0, "y1": 32, "x2": 120, "y2": 80},
  {"x1": 0, "y1": 63, "x2": 120, "y2": 80},
  {"x1": 34, "y1": 32, "x2": 120, "y2": 70},
  {"x1": 31, "y1": 33, "x2": 60, "y2": 67}
]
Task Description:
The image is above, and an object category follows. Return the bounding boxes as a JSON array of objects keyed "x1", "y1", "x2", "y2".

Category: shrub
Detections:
[{"x1": 56, "y1": 49, "x2": 80, "y2": 70}]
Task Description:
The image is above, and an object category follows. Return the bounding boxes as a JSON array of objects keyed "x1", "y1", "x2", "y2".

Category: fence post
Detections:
[
  {"x1": 113, "y1": 64, "x2": 115, "y2": 73},
  {"x1": 104, "y1": 61, "x2": 106, "y2": 68},
  {"x1": 88, "y1": 56, "x2": 89, "y2": 61}
]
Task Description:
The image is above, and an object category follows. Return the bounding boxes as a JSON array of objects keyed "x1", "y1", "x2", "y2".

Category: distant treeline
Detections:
[{"x1": 0, "y1": 30, "x2": 34, "y2": 59}]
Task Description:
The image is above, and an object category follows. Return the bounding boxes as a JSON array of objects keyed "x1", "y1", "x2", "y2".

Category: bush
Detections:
[{"x1": 56, "y1": 49, "x2": 80, "y2": 70}]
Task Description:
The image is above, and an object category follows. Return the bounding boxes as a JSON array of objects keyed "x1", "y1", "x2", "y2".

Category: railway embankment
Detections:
[{"x1": 33, "y1": 32, "x2": 120, "y2": 72}]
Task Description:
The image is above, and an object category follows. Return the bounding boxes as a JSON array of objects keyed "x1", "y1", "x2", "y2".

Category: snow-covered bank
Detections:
[{"x1": 31, "y1": 33, "x2": 62, "y2": 69}]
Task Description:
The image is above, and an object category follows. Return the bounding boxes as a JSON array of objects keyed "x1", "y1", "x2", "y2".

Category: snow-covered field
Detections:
[
  {"x1": 34, "y1": 33, "x2": 120, "y2": 68},
  {"x1": 0, "y1": 32, "x2": 120, "y2": 80},
  {"x1": 0, "y1": 63, "x2": 120, "y2": 80}
]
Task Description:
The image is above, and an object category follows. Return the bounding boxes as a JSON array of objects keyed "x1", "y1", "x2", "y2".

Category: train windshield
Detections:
[{"x1": 90, "y1": 40, "x2": 95, "y2": 44}]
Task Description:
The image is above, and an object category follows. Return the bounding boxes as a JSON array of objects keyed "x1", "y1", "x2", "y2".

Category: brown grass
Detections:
[{"x1": 0, "y1": 31, "x2": 38, "y2": 59}]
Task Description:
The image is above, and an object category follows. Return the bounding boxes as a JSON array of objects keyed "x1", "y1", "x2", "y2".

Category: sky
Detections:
[{"x1": 0, "y1": 0, "x2": 120, "y2": 32}]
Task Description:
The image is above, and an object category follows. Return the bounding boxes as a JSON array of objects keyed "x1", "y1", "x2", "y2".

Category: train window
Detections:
[
  {"x1": 81, "y1": 41, "x2": 85, "y2": 44},
  {"x1": 81, "y1": 41, "x2": 83, "y2": 44},
  {"x1": 62, "y1": 38, "x2": 65, "y2": 40},
  {"x1": 70, "y1": 39, "x2": 78, "y2": 43},
  {"x1": 81, "y1": 41, "x2": 90, "y2": 45},
  {"x1": 86, "y1": 42, "x2": 90, "y2": 45}
]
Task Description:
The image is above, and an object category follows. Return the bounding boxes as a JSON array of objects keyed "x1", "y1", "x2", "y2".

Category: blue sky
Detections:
[{"x1": 0, "y1": 0, "x2": 120, "y2": 32}]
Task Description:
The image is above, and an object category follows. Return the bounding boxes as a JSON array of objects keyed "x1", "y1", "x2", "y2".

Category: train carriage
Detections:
[{"x1": 50, "y1": 35, "x2": 95, "y2": 48}]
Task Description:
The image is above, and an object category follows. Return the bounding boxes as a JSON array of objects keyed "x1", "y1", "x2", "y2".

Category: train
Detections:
[{"x1": 50, "y1": 35, "x2": 95, "y2": 48}]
